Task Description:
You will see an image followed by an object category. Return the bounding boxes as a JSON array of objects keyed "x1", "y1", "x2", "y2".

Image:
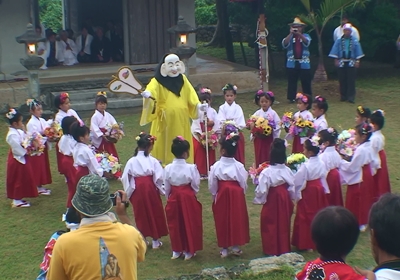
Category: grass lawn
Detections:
[{"x1": 0, "y1": 75, "x2": 399, "y2": 280}]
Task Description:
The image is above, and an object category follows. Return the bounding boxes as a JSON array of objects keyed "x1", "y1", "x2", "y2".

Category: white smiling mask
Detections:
[{"x1": 160, "y1": 54, "x2": 186, "y2": 78}]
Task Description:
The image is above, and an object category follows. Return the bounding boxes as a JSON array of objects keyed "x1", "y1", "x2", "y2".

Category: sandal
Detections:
[
  {"x1": 12, "y1": 201, "x2": 30, "y2": 208},
  {"x1": 184, "y1": 252, "x2": 196, "y2": 261},
  {"x1": 220, "y1": 249, "x2": 228, "y2": 258},
  {"x1": 231, "y1": 249, "x2": 243, "y2": 256},
  {"x1": 153, "y1": 241, "x2": 163, "y2": 249}
]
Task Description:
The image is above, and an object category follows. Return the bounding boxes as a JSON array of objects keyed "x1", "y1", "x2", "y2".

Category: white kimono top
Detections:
[
  {"x1": 252, "y1": 107, "x2": 281, "y2": 139},
  {"x1": 292, "y1": 110, "x2": 314, "y2": 144},
  {"x1": 314, "y1": 114, "x2": 328, "y2": 133},
  {"x1": 90, "y1": 110, "x2": 117, "y2": 148},
  {"x1": 339, "y1": 141, "x2": 379, "y2": 185},
  {"x1": 217, "y1": 101, "x2": 246, "y2": 130},
  {"x1": 6, "y1": 128, "x2": 27, "y2": 164},
  {"x1": 208, "y1": 156, "x2": 248, "y2": 196},
  {"x1": 58, "y1": 135, "x2": 77, "y2": 156},
  {"x1": 370, "y1": 130, "x2": 385, "y2": 170},
  {"x1": 294, "y1": 156, "x2": 330, "y2": 202},
  {"x1": 191, "y1": 105, "x2": 220, "y2": 141},
  {"x1": 254, "y1": 164, "x2": 295, "y2": 204},
  {"x1": 75, "y1": 34, "x2": 94, "y2": 55},
  {"x1": 72, "y1": 142, "x2": 103, "y2": 177},
  {"x1": 121, "y1": 151, "x2": 164, "y2": 199},
  {"x1": 27, "y1": 116, "x2": 52, "y2": 135},
  {"x1": 164, "y1": 158, "x2": 200, "y2": 198},
  {"x1": 55, "y1": 109, "x2": 82, "y2": 125},
  {"x1": 319, "y1": 146, "x2": 342, "y2": 171},
  {"x1": 59, "y1": 38, "x2": 78, "y2": 66}
]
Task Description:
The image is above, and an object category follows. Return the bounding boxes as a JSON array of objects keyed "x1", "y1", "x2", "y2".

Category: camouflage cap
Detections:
[{"x1": 71, "y1": 175, "x2": 113, "y2": 217}]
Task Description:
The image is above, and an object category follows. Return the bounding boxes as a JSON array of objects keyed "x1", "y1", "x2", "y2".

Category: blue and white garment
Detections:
[
  {"x1": 282, "y1": 34, "x2": 312, "y2": 69},
  {"x1": 329, "y1": 36, "x2": 364, "y2": 67}
]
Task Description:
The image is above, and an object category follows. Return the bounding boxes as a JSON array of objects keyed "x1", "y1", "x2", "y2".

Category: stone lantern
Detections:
[
  {"x1": 167, "y1": 16, "x2": 197, "y2": 77},
  {"x1": 16, "y1": 23, "x2": 46, "y2": 99}
]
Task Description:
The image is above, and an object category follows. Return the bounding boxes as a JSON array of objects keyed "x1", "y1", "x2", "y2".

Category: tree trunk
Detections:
[{"x1": 314, "y1": 32, "x2": 328, "y2": 82}]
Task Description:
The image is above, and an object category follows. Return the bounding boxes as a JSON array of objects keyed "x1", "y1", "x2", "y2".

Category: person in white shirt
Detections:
[
  {"x1": 209, "y1": 133, "x2": 249, "y2": 258},
  {"x1": 333, "y1": 14, "x2": 360, "y2": 42},
  {"x1": 164, "y1": 136, "x2": 202, "y2": 260},
  {"x1": 312, "y1": 95, "x2": 329, "y2": 133},
  {"x1": 121, "y1": 132, "x2": 168, "y2": 249},
  {"x1": 75, "y1": 26, "x2": 93, "y2": 63},
  {"x1": 254, "y1": 138, "x2": 294, "y2": 256},
  {"x1": 59, "y1": 30, "x2": 78, "y2": 66},
  {"x1": 35, "y1": 25, "x2": 48, "y2": 70}
]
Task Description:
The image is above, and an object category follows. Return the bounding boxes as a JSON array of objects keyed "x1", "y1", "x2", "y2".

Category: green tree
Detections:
[
  {"x1": 39, "y1": 0, "x2": 63, "y2": 32},
  {"x1": 299, "y1": 0, "x2": 370, "y2": 81}
]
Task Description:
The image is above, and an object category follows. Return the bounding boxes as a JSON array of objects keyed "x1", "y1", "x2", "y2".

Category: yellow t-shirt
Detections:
[{"x1": 47, "y1": 222, "x2": 146, "y2": 280}]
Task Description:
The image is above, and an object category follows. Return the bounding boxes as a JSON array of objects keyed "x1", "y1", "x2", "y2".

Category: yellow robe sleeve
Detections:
[
  {"x1": 182, "y1": 75, "x2": 200, "y2": 119},
  {"x1": 140, "y1": 78, "x2": 159, "y2": 126}
]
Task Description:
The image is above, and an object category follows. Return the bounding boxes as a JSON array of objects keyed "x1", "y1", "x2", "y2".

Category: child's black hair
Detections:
[
  {"x1": 171, "y1": 136, "x2": 190, "y2": 158},
  {"x1": 313, "y1": 95, "x2": 328, "y2": 113},
  {"x1": 370, "y1": 110, "x2": 385, "y2": 130},
  {"x1": 355, "y1": 122, "x2": 373, "y2": 142},
  {"x1": 95, "y1": 92, "x2": 108, "y2": 105},
  {"x1": 296, "y1": 93, "x2": 312, "y2": 110},
  {"x1": 356, "y1": 105, "x2": 371, "y2": 119},
  {"x1": 219, "y1": 134, "x2": 240, "y2": 157},
  {"x1": 6, "y1": 109, "x2": 22, "y2": 125},
  {"x1": 254, "y1": 90, "x2": 275, "y2": 106},
  {"x1": 65, "y1": 207, "x2": 81, "y2": 224},
  {"x1": 27, "y1": 99, "x2": 42, "y2": 111},
  {"x1": 134, "y1": 132, "x2": 156, "y2": 157},
  {"x1": 61, "y1": 116, "x2": 78, "y2": 135},
  {"x1": 369, "y1": 193, "x2": 400, "y2": 258},
  {"x1": 304, "y1": 138, "x2": 320, "y2": 155},
  {"x1": 270, "y1": 138, "x2": 286, "y2": 165},
  {"x1": 222, "y1": 83, "x2": 237, "y2": 95},
  {"x1": 70, "y1": 122, "x2": 90, "y2": 142},
  {"x1": 54, "y1": 92, "x2": 70, "y2": 109},
  {"x1": 312, "y1": 206, "x2": 360, "y2": 260},
  {"x1": 198, "y1": 92, "x2": 211, "y2": 103},
  {"x1": 318, "y1": 128, "x2": 338, "y2": 146}
]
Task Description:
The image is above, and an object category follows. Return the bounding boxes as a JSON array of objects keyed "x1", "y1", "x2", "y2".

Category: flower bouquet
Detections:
[
  {"x1": 95, "y1": 152, "x2": 123, "y2": 179},
  {"x1": 289, "y1": 117, "x2": 315, "y2": 138},
  {"x1": 200, "y1": 130, "x2": 219, "y2": 150},
  {"x1": 22, "y1": 132, "x2": 46, "y2": 156},
  {"x1": 246, "y1": 115, "x2": 275, "y2": 137},
  {"x1": 221, "y1": 120, "x2": 239, "y2": 136},
  {"x1": 104, "y1": 122, "x2": 125, "y2": 143},
  {"x1": 287, "y1": 153, "x2": 307, "y2": 173},
  {"x1": 336, "y1": 129, "x2": 358, "y2": 161},
  {"x1": 43, "y1": 121, "x2": 63, "y2": 142},
  {"x1": 280, "y1": 112, "x2": 293, "y2": 133},
  {"x1": 249, "y1": 161, "x2": 270, "y2": 185}
]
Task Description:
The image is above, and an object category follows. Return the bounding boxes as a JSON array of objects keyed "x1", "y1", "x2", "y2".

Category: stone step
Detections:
[{"x1": 50, "y1": 88, "x2": 131, "y2": 101}]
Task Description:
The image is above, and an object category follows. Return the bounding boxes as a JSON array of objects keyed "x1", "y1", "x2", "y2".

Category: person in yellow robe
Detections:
[{"x1": 140, "y1": 54, "x2": 207, "y2": 164}]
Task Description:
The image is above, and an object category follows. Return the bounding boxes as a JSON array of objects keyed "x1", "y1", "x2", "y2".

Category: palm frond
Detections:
[
  {"x1": 300, "y1": 0, "x2": 311, "y2": 12},
  {"x1": 297, "y1": 14, "x2": 316, "y2": 32}
]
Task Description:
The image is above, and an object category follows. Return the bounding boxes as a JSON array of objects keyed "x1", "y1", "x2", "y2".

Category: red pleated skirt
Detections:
[
  {"x1": 212, "y1": 180, "x2": 250, "y2": 248},
  {"x1": 29, "y1": 147, "x2": 52, "y2": 186},
  {"x1": 129, "y1": 175, "x2": 168, "y2": 239},
  {"x1": 260, "y1": 183, "x2": 294, "y2": 256},
  {"x1": 291, "y1": 135, "x2": 303, "y2": 154},
  {"x1": 6, "y1": 151, "x2": 38, "y2": 200},
  {"x1": 73, "y1": 166, "x2": 90, "y2": 188},
  {"x1": 326, "y1": 168, "x2": 343, "y2": 206},
  {"x1": 165, "y1": 184, "x2": 203, "y2": 254},
  {"x1": 292, "y1": 179, "x2": 328, "y2": 250},
  {"x1": 62, "y1": 155, "x2": 76, "y2": 207},
  {"x1": 193, "y1": 137, "x2": 216, "y2": 176},
  {"x1": 234, "y1": 132, "x2": 245, "y2": 165},
  {"x1": 55, "y1": 142, "x2": 65, "y2": 174},
  {"x1": 254, "y1": 135, "x2": 273, "y2": 167},
  {"x1": 98, "y1": 138, "x2": 119, "y2": 159},
  {"x1": 373, "y1": 150, "x2": 391, "y2": 201}
]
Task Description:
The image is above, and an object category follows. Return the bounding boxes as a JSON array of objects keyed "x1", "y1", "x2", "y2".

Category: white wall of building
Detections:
[
  {"x1": 0, "y1": 0, "x2": 32, "y2": 74},
  {"x1": 178, "y1": 0, "x2": 197, "y2": 68}
]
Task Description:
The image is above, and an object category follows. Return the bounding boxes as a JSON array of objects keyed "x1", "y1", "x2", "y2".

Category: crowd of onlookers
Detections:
[{"x1": 36, "y1": 19, "x2": 124, "y2": 70}]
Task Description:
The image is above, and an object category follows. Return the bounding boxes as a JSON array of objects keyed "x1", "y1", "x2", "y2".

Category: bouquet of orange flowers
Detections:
[
  {"x1": 248, "y1": 161, "x2": 270, "y2": 185},
  {"x1": 43, "y1": 121, "x2": 63, "y2": 142}
]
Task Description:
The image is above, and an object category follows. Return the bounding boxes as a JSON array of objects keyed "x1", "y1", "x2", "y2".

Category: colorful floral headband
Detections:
[
  {"x1": 310, "y1": 135, "x2": 320, "y2": 147},
  {"x1": 357, "y1": 106, "x2": 365, "y2": 114},
  {"x1": 135, "y1": 131, "x2": 145, "y2": 141},
  {"x1": 374, "y1": 109, "x2": 385, "y2": 116},
  {"x1": 6, "y1": 108, "x2": 17, "y2": 120},
  {"x1": 296, "y1": 93, "x2": 308, "y2": 103},
  {"x1": 149, "y1": 135, "x2": 157, "y2": 143},
  {"x1": 200, "y1": 88, "x2": 212, "y2": 94},
  {"x1": 314, "y1": 95, "x2": 324, "y2": 102},
  {"x1": 97, "y1": 91, "x2": 107, "y2": 98},
  {"x1": 256, "y1": 90, "x2": 274, "y2": 98},
  {"x1": 226, "y1": 132, "x2": 238, "y2": 146},
  {"x1": 222, "y1": 84, "x2": 237, "y2": 91},
  {"x1": 26, "y1": 99, "x2": 40, "y2": 107},
  {"x1": 176, "y1": 135, "x2": 185, "y2": 141},
  {"x1": 60, "y1": 92, "x2": 69, "y2": 103}
]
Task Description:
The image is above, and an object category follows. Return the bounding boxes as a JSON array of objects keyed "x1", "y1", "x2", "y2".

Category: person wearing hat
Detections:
[
  {"x1": 282, "y1": 17, "x2": 313, "y2": 103},
  {"x1": 47, "y1": 175, "x2": 146, "y2": 280},
  {"x1": 329, "y1": 23, "x2": 364, "y2": 103},
  {"x1": 333, "y1": 14, "x2": 360, "y2": 42}
]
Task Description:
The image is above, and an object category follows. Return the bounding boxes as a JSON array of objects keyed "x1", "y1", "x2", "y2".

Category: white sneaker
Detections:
[
  {"x1": 12, "y1": 200, "x2": 30, "y2": 208},
  {"x1": 184, "y1": 252, "x2": 195, "y2": 261},
  {"x1": 152, "y1": 240, "x2": 163, "y2": 249},
  {"x1": 38, "y1": 187, "x2": 51, "y2": 195},
  {"x1": 171, "y1": 251, "x2": 182, "y2": 259},
  {"x1": 220, "y1": 248, "x2": 228, "y2": 258}
]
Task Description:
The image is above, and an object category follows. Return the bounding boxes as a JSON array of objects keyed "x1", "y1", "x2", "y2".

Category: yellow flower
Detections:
[
  {"x1": 255, "y1": 117, "x2": 265, "y2": 127},
  {"x1": 135, "y1": 136, "x2": 140, "y2": 141}
]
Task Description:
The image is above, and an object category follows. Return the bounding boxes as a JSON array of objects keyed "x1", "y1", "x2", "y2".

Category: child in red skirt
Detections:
[
  {"x1": 26, "y1": 99, "x2": 52, "y2": 196},
  {"x1": 290, "y1": 93, "x2": 313, "y2": 153},
  {"x1": 318, "y1": 128, "x2": 343, "y2": 206},
  {"x1": 90, "y1": 92, "x2": 119, "y2": 158},
  {"x1": 250, "y1": 90, "x2": 281, "y2": 166},
  {"x1": 164, "y1": 136, "x2": 202, "y2": 260},
  {"x1": 355, "y1": 105, "x2": 371, "y2": 125},
  {"x1": 209, "y1": 133, "x2": 249, "y2": 258},
  {"x1": 71, "y1": 123, "x2": 105, "y2": 185},
  {"x1": 254, "y1": 138, "x2": 294, "y2": 256},
  {"x1": 296, "y1": 206, "x2": 373, "y2": 280},
  {"x1": 340, "y1": 123, "x2": 378, "y2": 232},
  {"x1": 312, "y1": 95, "x2": 328, "y2": 133},
  {"x1": 54, "y1": 92, "x2": 83, "y2": 175},
  {"x1": 217, "y1": 84, "x2": 246, "y2": 165},
  {"x1": 121, "y1": 132, "x2": 167, "y2": 249},
  {"x1": 58, "y1": 116, "x2": 78, "y2": 207},
  {"x1": 191, "y1": 88, "x2": 219, "y2": 179},
  {"x1": 370, "y1": 110, "x2": 391, "y2": 200},
  {"x1": 6, "y1": 109, "x2": 38, "y2": 208},
  {"x1": 292, "y1": 137, "x2": 329, "y2": 251}
]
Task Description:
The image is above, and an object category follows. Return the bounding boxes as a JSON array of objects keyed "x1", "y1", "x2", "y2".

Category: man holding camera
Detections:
[
  {"x1": 282, "y1": 17, "x2": 312, "y2": 103},
  {"x1": 47, "y1": 175, "x2": 146, "y2": 280}
]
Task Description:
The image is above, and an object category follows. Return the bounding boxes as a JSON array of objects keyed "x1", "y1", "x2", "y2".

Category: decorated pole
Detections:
[{"x1": 256, "y1": 13, "x2": 269, "y2": 91}]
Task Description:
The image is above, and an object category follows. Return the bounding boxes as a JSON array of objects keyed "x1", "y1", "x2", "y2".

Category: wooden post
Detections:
[{"x1": 256, "y1": 13, "x2": 269, "y2": 91}]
